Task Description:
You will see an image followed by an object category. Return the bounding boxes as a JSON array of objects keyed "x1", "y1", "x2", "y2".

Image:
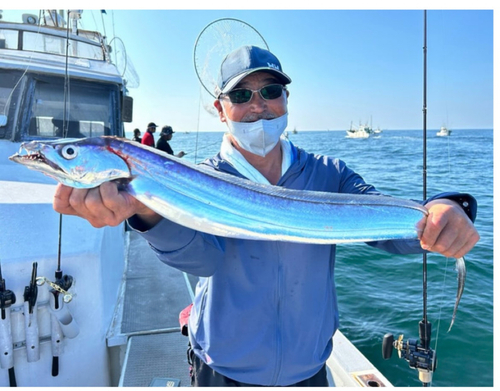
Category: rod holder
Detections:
[
  {"x1": 23, "y1": 301, "x2": 40, "y2": 362},
  {"x1": 49, "y1": 292, "x2": 79, "y2": 339},
  {"x1": 0, "y1": 307, "x2": 14, "y2": 370}
]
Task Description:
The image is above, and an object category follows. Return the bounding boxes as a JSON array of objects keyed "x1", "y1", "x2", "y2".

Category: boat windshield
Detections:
[{"x1": 0, "y1": 70, "x2": 121, "y2": 141}]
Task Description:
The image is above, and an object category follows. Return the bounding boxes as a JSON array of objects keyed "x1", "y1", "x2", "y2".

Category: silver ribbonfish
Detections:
[{"x1": 9, "y1": 136, "x2": 465, "y2": 329}]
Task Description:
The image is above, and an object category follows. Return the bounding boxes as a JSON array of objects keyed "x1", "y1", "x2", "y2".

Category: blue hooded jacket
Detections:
[{"x1": 130, "y1": 142, "x2": 476, "y2": 386}]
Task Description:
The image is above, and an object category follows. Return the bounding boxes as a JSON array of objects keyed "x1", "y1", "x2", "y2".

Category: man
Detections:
[
  {"x1": 156, "y1": 125, "x2": 186, "y2": 157},
  {"x1": 141, "y1": 122, "x2": 157, "y2": 147},
  {"x1": 52, "y1": 46, "x2": 479, "y2": 386}
]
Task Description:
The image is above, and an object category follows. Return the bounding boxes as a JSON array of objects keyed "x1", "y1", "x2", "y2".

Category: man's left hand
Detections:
[{"x1": 420, "y1": 199, "x2": 480, "y2": 258}]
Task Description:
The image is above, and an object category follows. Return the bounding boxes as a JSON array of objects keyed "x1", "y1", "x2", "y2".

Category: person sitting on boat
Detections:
[
  {"x1": 52, "y1": 45, "x2": 479, "y2": 387},
  {"x1": 156, "y1": 125, "x2": 186, "y2": 157},
  {"x1": 141, "y1": 122, "x2": 157, "y2": 147}
]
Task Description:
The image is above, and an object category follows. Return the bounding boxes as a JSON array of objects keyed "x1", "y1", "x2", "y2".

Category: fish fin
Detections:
[{"x1": 447, "y1": 257, "x2": 466, "y2": 332}]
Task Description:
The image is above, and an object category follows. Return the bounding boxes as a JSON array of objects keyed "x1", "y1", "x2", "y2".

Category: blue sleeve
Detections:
[
  {"x1": 337, "y1": 160, "x2": 381, "y2": 195},
  {"x1": 423, "y1": 192, "x2": 477, "y2": 222},
  {"x1": 127, "y1": 216, "x2": 224, "y2": 277}
]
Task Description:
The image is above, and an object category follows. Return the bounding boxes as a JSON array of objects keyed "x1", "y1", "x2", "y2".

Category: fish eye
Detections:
[{"x1": 61, "y1": 145, "x2": 78, "y2": 160}]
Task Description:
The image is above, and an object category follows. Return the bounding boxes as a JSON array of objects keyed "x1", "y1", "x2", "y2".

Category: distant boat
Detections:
[
  {"x1": 292, "y1": 127, "x2": 298, "y2": 134},
  {"x1": 346, "y1": 122, "x2": 371, "y2": 138},
  {"x1": 436, "y1": 126, "x2": 452, "y2": 136},
  {"x1": 374, "y1": 127, "x2": 382, "y2": 134}
]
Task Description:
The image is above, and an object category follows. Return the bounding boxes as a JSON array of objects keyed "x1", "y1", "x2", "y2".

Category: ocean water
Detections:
[{"x1": 167, "y1": 128, "x2": 494, "y2": 387}]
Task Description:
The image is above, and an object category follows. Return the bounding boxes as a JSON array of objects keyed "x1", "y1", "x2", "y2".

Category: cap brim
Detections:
[{"x1": 220, "y1": 68, "x2": 292, "y2": 95}]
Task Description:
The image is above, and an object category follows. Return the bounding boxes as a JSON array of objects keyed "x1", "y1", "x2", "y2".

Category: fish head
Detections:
[{"x1": 9, "y1": 137, "x2": 131, "y2": 188}]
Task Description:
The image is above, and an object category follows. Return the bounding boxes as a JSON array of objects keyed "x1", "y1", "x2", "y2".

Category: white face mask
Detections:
[
  {"x1": 225, "y1": 113, "x2": 288, "y2": 157},
  {"x1": 223, "y1": 111, "x2": 288, "y2": 157}
]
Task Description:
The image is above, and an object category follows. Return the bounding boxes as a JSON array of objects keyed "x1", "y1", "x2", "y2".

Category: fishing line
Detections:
[
  {"x1": 184, "y1": 140, "x2": 222, "y2": 160},
  {"x1": 194, "y1": 85, "x2": 203, "y2": 164},
  {"x1": 432, "y1": 256, "x2": 451, "y2": 369}
]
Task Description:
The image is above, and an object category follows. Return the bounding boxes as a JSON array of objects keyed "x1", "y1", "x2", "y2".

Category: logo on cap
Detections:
[{"x1": 268, "y1": 62, "x2": 280, "y2": 70}]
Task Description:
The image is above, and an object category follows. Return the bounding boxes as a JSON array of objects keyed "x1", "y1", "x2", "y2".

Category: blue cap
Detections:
[{"x1": 216, "y1": 46, "x2": 292, "y2": 97}]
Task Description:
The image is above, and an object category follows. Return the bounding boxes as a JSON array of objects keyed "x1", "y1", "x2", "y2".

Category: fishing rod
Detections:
[
  {"x1": 0, "y1": 262, "x2": 17, "y2": 387},
  {"x1": 49, "y1": 11, "x2": 76, "y2": 376},
  {"x1": 382, "y1": 10, "x2": 437, "y2": 386},
  {"x1": 24, "y1": 262, "x2": 40, "y2": 363}
]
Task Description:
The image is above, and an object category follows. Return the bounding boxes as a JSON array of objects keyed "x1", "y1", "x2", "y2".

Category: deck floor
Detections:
[
  {"x1": 119, "y1": 230, "x2": 195, "y2": 386},
  {"x1": 120, "y1": 332, "x2": 191, "y2": 387}
]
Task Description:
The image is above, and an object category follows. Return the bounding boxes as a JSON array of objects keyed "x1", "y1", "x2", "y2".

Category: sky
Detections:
[{"x1": 2, "y1": 4, "x2": 495, "y2": 134}]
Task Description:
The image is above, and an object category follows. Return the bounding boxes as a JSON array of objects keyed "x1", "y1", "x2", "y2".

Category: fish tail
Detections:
[{"x1": 447, "y1": 256, "x2": 466, "y2": 332}]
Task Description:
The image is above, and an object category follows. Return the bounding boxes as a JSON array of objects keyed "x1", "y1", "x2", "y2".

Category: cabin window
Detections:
[
  {"x1": 23, "y1": 31, "x2": 103, "y2": 60},
  {"x1": 27, "y1": 77, "x2": 119, "y2": 139},
  {"x1": 0, "y1": 71, "x2": 122, "y2": 141},
  {"x1": 0, "y1": 71, "x2": 23, "y2": 139},
  {"x1": 0, "y1": 73, "x2": 18, "y2": 118},
  {"x1": 0, "y1": 29, "x2": 18, "y2": 50},
  {"x1": 0, "y1": 28, "x2": 103, "y2": 60}
]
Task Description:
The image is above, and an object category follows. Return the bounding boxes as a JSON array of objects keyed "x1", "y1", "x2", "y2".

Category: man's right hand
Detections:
[{"x1": 53, "y1": 182, "x2": 162, "y2": 229}]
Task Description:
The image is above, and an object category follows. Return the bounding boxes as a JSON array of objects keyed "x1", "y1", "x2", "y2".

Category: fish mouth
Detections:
[{"x1": 9, "y1": 147, "x2": 62, "y2": 173}]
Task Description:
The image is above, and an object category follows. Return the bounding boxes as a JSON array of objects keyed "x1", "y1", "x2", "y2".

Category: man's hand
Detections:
[
  {"x1": 420, "y1": 199, "x2": 479, "y2": 258},
  {"x1": 53, "y1": 182, "x2": 162, "y2": 229}
]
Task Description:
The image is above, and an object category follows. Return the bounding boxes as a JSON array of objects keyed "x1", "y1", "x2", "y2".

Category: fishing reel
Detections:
[
  {"x1": 382, "y1": 320, "x2": 437, "y2": 385},
  {"x1": 36, "y1": 271, "x2": 74, "y2": 304},
  {"x1": 54, "y1": 270, "x2": 73, "y2": 292},
  {"x1": 0, "y1": 264, "x2": 16, "y2": 320}
]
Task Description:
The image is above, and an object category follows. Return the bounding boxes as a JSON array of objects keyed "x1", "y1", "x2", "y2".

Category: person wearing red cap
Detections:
[{"x1": 141, "y1": 122, "x2": 157, "y2": 147}]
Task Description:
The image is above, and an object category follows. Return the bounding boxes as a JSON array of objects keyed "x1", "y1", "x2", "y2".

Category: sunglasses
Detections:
[{"x1": 222, "y1": 84, "x2": 285, "y2": 104}]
